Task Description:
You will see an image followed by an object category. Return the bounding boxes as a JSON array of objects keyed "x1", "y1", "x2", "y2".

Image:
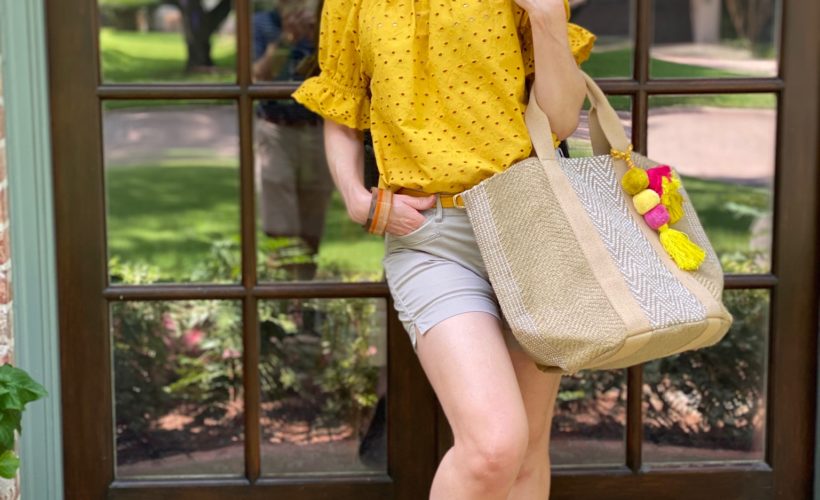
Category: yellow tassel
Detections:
[
  {"x1": 657, "y1": 224, "x2": 706, "y2": 271},
  {"x1": 621, "y1": 168, "x2": 649, "y2": 196},
  {"x1": 660, "y1": 176, "x2": 684, "y2": 224}
]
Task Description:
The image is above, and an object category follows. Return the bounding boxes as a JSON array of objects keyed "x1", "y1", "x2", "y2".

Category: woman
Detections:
[{"x1": 293, "y1": 0, "x2": 595, "y2": 497}]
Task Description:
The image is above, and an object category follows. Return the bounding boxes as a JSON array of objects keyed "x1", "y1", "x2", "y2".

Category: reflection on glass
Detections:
[
  {"x1": 259, "y1": 298, "x2": 388, "y2": 476},
  {"x1": 253, "y1": 92, "x2": 384, "y2": 282},
  {"x1": 250, "y1": 1, "x2": 377, "y2": 283},
  {"x1": 551, "y1": 370, "x2": 626, "y2": 467},
  {"x1": 104, "y1": 100, "x2": 240, "y2": 284},
  {"x1": 98, "y1": 0, "x2": 236, "y2": 83},
  {"x1": 571, "y1": 0, "x2": 634, "y2": 78},
  {"x1": 567, "y1": 97, "x2": 633, "y2": 158},
  {"x1": 643, "y1": 289, "x2": 769, "y2": 464},
  {"x1": 651, "y1": 0, "x2": 779, "y2": 78},
  {"x1": 251, "y1": 0, "x2": 320, "y2": 84},
  {"x1": 647, "y1": 94, "x2": 775, "y2": 272},
  {"x1": 112, "y1": 300, "x2": 244, "y2": 478}
]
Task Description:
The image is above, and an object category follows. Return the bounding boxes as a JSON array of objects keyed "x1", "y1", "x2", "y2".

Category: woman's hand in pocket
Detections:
[{"x1": 387, "y1": 194, "x2": 436, "y2": 236}]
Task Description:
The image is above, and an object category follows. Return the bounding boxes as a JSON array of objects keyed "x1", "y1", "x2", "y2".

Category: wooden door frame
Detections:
[
  {"x1": 46, "y1": 0, "x2": 819, "y2": 499},
  {"x1": 45, "y1": 0, "x2": 439, "y2": 498}
]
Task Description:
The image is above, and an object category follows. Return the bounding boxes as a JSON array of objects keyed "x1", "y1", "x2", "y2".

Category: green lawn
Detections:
[
  {"x1": 100, "y1": 28, "x2": 236, "y2": 83},
  {"x1": 106, "y1": 161, "x2": 384, "y2": 283},
  {"x1": 107, "y1": 161, "x2": 770, "y2": 283}
]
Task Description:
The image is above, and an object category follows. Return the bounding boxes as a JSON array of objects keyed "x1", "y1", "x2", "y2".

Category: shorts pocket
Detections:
[{"x1": 386, "y1": 211, "x2": 441, "y2": 248}]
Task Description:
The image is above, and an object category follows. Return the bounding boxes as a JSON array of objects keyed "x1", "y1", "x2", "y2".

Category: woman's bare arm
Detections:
[
  {"x1": 323, "y1": 119, "x2": 371, "y2": 225},
  {"x1": 521, "y1": 1, "x2": 586, "y2": 140},
  {"x1": 323, "y1": 119, "x2": 435, "y2": 234}
]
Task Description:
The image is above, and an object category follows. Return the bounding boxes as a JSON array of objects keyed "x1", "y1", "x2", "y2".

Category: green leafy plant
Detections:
[{"x1": 0, "y1": 364, "x2": 48, "y2": 479}]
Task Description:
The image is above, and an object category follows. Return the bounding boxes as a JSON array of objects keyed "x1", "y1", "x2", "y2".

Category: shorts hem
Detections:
[{"x1": 404, "y1": 297, "x2": 502, "y2": 352}]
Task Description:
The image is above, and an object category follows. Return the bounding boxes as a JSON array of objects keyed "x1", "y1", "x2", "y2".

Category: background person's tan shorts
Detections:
[
  {"x1": 382, "y1": 194, "x2": 524, "y2": 354},
  {"x1": 254, "y1": 118, "x2": 335, "y2": 240}
]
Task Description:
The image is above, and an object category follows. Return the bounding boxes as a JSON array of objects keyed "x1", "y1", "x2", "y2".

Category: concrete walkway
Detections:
[
  {"x1": 652, "y1": 43, "x2": 778, "y2": 77},
  {"x1": 103, "y1": 105, "x2": 776, "y2": 185}
]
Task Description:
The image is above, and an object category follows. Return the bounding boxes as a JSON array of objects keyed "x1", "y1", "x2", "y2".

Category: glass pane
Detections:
[
  {"x1": 98, "y1": 0, "x2": 237, "y2": 83},
  {"x1": 254, "y1": 100, "x2": 385, "y2": 282},
  {"x1": 112, "y1": 300, "x2": 244, "y2": 478},
  {"x1": 551, "y1": 370, "x2": 626, "y2": 467},
  {"x1": 647, "y1": 94, "x2": 775, "y2": 272},
  {"x1": 643, "y1": 289, "x2": 769, "y2": 464},
  {"x1": 651, "y1": 0, "x2": 780, "y2": 78},
  {"x1": 250, "y1": 0, "x2": 320, "y2": 84},
  {"x1": 572, "y1": 0, "x2": 634, "y2": 79},
  {"x1": 103, "y1": 100, "x2": 240, "y2": 284},
  {"x1": 567, "y1": 97, "x2": 632, "y2": 158},
  {"x1": 259, "y1": 298, "x2": 388, "y2": 476}
]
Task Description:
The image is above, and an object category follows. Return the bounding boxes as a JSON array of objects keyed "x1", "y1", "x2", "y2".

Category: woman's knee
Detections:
[{"x1": 458, "y1": 424, "x2": 529, "y2": 487}]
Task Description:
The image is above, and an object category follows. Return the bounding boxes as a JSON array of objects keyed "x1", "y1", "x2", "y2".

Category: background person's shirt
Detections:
[{"x1": 253, "y1": 10, "x2": 320, "y2": 124}]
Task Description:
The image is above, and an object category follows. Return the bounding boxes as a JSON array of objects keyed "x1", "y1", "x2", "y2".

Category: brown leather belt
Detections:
[{"x1": 395, "y1": 187, "x2": 466, "y2": 208}]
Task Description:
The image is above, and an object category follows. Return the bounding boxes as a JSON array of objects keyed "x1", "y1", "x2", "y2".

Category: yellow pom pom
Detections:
[
  {"x1": 633, "y1": 189, "x2": 661, "y2": 215},
  {"x1": 660, "y1": 176, "x2": 684, "y2": 224},
  {"x1": 621, "y1": 168, "x2": 649, "y2": 196},
  {"x1": 658, "y1": 224, "x2": 706, "y2": 271}
]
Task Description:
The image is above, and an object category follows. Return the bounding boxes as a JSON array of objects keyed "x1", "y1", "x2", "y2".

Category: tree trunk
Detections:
[{"x1": 175, "y1": 0, "x2": 232, "y2": 71}]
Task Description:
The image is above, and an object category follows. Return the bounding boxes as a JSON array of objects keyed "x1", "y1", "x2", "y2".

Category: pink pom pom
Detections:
[
  {"x1": 647, "y1": 165, "x2": 672, "y2": 195},
  {"x1": 644, "y1": 204, "x2": 670, "y2": 230}
]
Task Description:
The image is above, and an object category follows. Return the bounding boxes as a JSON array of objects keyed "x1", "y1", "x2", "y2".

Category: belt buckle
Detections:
[{"x1": 451, "y1": 192, "x2": 466, "y2": 209}]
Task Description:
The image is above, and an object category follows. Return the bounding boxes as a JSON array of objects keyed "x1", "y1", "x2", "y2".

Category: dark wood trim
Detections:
[
  {"x1": 386, "y1": 297, "x2": 439, "y2": 500},
  {"x1": 95, "y1": 79, "x2": 785, "y2": 100},
  {"x1": 97, "y1": 86, "x2": 242, "y2": 99},
  {"x1": 766, "y1": 0, "x2": 820, "y2": 497},
  {"x1": 101, "y1": 273, "x2": 776, "y2": 303},
  {"x1": 47, "y1": 0, "x2": 113, "y2": 497},
  {"x1": 103, "y1": 282, "x2": 390, "y2": 300},
  {"x1": 625, "y1": 365, "x2": 643, "y2": 471},
  {"x1": 552, "y1": 465, "x2": 772, "y2": 499},
  {"x1": 236, "y1": 0, "x2": 261, "y2": 480},
  {"x1": 724, "y1": 274, "x2": 778, "y2": 289},
  {"x1": 47, "y1": 0, "x2": 820, "y2": 496},
  {"x1": 109, "y1": 478, "x2": 392, "y2": 500}
]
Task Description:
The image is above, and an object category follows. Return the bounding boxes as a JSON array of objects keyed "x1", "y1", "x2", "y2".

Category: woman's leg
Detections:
[
  {"x1": 416, "y1": 311, "x2": 529, "y2": 500},
  {"x1": 505, "y1": 346, "x2": 562, "y2": 499}
]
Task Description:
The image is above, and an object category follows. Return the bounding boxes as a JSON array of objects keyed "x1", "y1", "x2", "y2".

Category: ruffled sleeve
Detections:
[{"x1": 291, "y1": 0, "x2": 372, "y2": 130}]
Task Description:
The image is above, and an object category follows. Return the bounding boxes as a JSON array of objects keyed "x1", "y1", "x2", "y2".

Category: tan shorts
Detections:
[
  {"x1": 382, "y1": 194, "x2": 524, "y2": 353},
  {"x1": 254, "y1": 118, "x2": 335, "y2": 239}
]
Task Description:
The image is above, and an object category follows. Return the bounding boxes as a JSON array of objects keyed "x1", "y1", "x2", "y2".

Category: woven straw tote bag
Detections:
[{"x1": 453, "y1": 72, "x2": 733, "y2": 375}]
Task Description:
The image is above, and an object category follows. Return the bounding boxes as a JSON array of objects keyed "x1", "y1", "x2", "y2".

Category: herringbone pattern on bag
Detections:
[
  {"x1": 465, "y1": 158, "x2": 626, "y2": 372},
  {"x1": 559, "y1": 156, "x2": 707, "y2": 327}
]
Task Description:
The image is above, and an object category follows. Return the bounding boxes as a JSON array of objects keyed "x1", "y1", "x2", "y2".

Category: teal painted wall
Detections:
[{"x1": 0, "y1": 0, "x2": 64, "y2": 498}]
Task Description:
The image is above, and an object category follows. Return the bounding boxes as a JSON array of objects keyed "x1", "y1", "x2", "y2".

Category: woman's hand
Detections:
[
  {"x1": 385, "y1": 194, "x2": 436, "y2": 236},
  {"x1": 348, "y1": 190, "x2": 436, "y2": 236}
]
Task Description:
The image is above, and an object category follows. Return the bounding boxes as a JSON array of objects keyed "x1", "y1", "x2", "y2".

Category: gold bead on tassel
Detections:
[{"x1": 621, "y1": 168, "x2": 649, "y2": 196}]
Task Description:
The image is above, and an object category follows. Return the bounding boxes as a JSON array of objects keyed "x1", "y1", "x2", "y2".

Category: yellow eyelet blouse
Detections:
[{"x1": 292, "y1": 0, "x2": 596, "y2": 194}]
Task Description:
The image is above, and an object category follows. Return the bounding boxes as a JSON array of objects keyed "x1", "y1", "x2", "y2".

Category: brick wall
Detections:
[{"x1": 0, "y1": 54, "x2": 20, "y2": 500}]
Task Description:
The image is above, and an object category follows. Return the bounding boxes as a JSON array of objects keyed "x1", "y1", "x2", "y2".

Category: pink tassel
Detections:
[{"x1": 646, "y1": 165, "x2": 672, "y2": 196}]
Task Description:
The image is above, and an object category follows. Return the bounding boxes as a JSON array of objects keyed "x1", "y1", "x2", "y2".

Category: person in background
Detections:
[{"x1": 252, "y1": 0, "x2": 332, "y2": 281}]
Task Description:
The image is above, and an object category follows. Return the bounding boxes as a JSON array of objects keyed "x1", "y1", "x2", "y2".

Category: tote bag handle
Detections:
[{"x1": 525, "y1": 71, "x2": 631, "y2": 162}]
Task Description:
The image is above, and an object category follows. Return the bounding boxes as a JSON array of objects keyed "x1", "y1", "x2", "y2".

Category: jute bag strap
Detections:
[{"x1": 524, "y1": 71, "x2": 630, "y2": 160}]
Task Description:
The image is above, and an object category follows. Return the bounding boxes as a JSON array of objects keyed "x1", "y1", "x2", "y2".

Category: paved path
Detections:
[
  {"x1": 652, "y1": 43, "x2": 778, "y2": 76},
  {"x1": 104, "y1": 105, "x2": 776, "y2": 185}
]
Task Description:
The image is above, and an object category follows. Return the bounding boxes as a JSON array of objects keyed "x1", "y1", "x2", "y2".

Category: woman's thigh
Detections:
[
  {"x1": 415, "y1": 311, "x2": 529, "y2": 449},
  {"x1": 507, "y1": 347, "x2": 562, "y2": 448}
]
